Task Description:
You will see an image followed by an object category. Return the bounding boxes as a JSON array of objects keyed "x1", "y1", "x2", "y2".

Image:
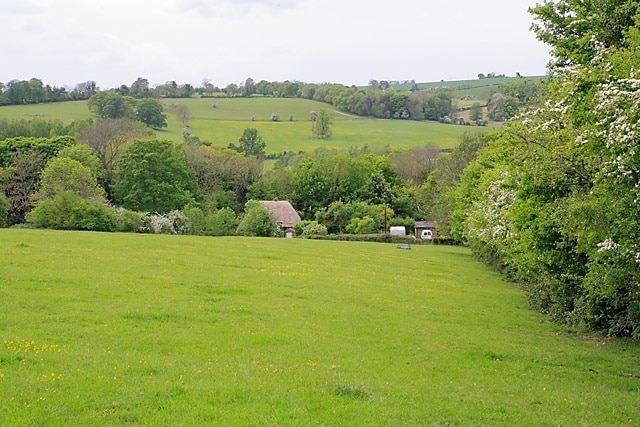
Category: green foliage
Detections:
[
  {"x1": 293, "y1": 220, "x2": 328, "y2": 236},
  {"x1": 183, "y1": 205, "x2": 238, "y2": 236},
  {"x1": 0, "y1": 136, "x2": 75, "y2": 167},
  {"x1": 315, "y1": 201, "x2": 389, "y2": 235},
  {"x1": 487, "y1": 93, "x2": 518, "y2": 121},
  {"x1": 469, "y1": 103, "x2": 484, "y2": 125},
  {"x1": 56, "y1": 144, "x2": 104, "y2": 179},
  {"x1": 185, "y1": 145, "x2": 261, "y2": 211},
  {"x1": 236, "y1": 200, "x2": 278, "y2": 237},
  {"x1": 87, "y1": 91, "x2": 136, "y2": 120},
  {"x1": 0, "y1": 150, "x2": 46, "y2": 225},
  {"x1": 311, "y1": 109, "x2": 332, "y2": 139},
  {"x1": 0, "y1": 118, "x2": 83, "y2": 140},
  {"x1": 529, "y1": 0, "x2": 640, "y2": 67},
  {"x1": 114, "y1": 208, "x2": 144, "y2": 233},
  {"x1": 287, "y1": 151, "x2": 397, "y2": 219},
  {"x1": 113, "y1": 139, "x2": 201, "y2": 213},
  {"x1": 448, "y1": 20, "x2": 640, "y2": 338},
  {"x1": 136, "y1": 98, "x2": 167, "y2": 128},
  {"x1": 228, "y1": 127, "x2": 266, "y2": 158},
  {"x1": 0, "y1": 191, "x2": 9, "y2": 227},
  {"x1": 38, "y1": 157, "x2": 104, "y2": 200},
  {"x1": 77, "y1": 118, "x2": 152, "y2": 201},
  {"x1": 345, "y1": 216, "x2": 377, "y2": 234},
  {"x1": 27, "y1": 191, "x2": 116, "y2": 231}
]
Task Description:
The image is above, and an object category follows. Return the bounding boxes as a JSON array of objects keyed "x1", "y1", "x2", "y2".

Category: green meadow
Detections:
[
  {"x1": 0, "y1": 97, "x2": 474, "y2": 154},
  {"x1": 1, "y1": 229, "x2": 638, "y2": 425},
  {"x1": 0, "y1": 101, "x2": 92, "y2": 123},
  {"x1": 160, "y1": 97, "x2": 471, "y2": 153}
]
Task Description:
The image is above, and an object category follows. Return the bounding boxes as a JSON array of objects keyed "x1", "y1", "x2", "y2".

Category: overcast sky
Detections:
[{"x1": 0, "y1": 0, "x2": 551, "y2": 90}]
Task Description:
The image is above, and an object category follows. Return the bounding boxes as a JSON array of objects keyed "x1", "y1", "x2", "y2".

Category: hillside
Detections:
[
  {"x1": 381, "y1": 75, "x2": 545, "y2": 98},
  {"x1": 160, "y1": 97, "x2": 473, "y2": 153},
  {"x1": 0, "y1": 97, "x2": 475, "y2": 154},
  {"x1": 0, "y1": 75, "x2": 538, "y2": 154}
]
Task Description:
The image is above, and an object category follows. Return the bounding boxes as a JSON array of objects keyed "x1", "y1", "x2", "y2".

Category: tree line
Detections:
[
  {"x1": 438, "y1": 0, "x2": 640, "y2": 339},
  {"x1": 0, "y1": 79, "x2": 98, "y2": 105},
  {"x1": 1, "y1": 74, "x2": 540, "y2": 126}
]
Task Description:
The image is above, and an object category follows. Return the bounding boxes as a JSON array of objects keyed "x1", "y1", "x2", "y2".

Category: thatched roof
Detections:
[{"x1": 260, "y1": 200, "x2": 302, "y2": 229}]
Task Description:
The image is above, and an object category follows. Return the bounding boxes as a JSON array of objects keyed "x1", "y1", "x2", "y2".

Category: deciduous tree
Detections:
[
  {"x1": 37, "y1": 157, "x2": 104, "y2": 200},
  {"x1": 113, "y1": 139, "x2": 201, "y2": 213},
  {"x1": 228, "y1": 128, "x2": 266, "y2": 158},
  {"x1": 136, "y1": 98, "x2": 167, "y2": 128},
  {"x1": 311, "y1": 109, "x2": 332, "y2": 139},
  {"x1": 78, "y1": 119, "x2": 150, "y2": 200},
  {"x1": 236, "y1": 200, "x2": 277, "y2": 237}
]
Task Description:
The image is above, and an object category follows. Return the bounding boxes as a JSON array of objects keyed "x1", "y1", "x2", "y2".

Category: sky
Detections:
[{"x1": 0, "y1": 0, "x2": 551, "y2": 90}]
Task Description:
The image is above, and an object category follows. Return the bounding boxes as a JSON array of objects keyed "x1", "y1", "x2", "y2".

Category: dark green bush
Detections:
[
  {"x1": 27, "y1": 191, "x2": 116, "y2": 232},
  {"x1": 115, "y1": 209, "x2": 144, "y2": 233}
]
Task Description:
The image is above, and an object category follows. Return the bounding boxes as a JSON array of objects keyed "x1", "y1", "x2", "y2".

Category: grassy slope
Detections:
[
  {"x1": 0, "y1": 229, "x2": 638, "y2": 426},
  {"x1": 161, "y1": 97, "x2": 471, "y2": 153},
  {"x1": 0, "y1": 97, "x2": 475, "y2": 154},
  {"x1": 389, "y1": 76, "x2": 546, "y2": 99},
  {"x1": 0, "y1": 101, "x2": 92, "y2": 122}
]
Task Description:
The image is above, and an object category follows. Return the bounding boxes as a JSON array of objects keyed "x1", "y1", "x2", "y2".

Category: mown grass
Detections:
[{"x1": 0, "y1": 229, "x2": 638, "y2": 425}]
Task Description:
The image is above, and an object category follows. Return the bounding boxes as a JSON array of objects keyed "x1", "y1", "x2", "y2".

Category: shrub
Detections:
[
  {"x1": 300, "y1": 221, "x2": 327, "y2": 237},
  {"x1": 27, "y1": 191, "x2": 116, "y2": 232},
  {"x1": 0, "y1": 192, "x2": 9, "y2": 228},
  {"x1": 141, "y1": 211, "x2": 191, "y2": 234},
  {"x1": 346, "y1": 216, "x2": 378, "y2": 235},
  {"x1": 208, "y1": 207, "x2": 238, "y2": 236},
  {"x1": 115, "y1": 208, "x2": 144, "y2": 233},
  {"x1": 236, "y1": 200, "x2": 277, "y2": 237},
  {"x1": 293, "y1": 219, "x2": 315, "y2": 236},
  {"x1": 183, "y1": 205, "x2": 207, "y2": 235}
]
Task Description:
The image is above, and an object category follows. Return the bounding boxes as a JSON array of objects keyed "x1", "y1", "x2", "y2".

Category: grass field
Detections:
[
  {"x1": 0, "y1": 97, "x2": 475, "y2": 154},
  {"x1": 1, "y1": 229, "x2": 638, "y2": 425},
  {"x1": 161, "y1": 97, "x2": 472, "y2": 153},
  {"x1": 0, "y1": 101, "x2": 93, "y2": 123},
  {"x1": 388, "y1": 76, "x2": 546, "y2": 100}
]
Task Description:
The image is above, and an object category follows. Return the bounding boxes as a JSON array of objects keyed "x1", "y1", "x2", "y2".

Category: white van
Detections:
[{"x1": 420, "y1": 229, "x2": 433, "y2": 240}]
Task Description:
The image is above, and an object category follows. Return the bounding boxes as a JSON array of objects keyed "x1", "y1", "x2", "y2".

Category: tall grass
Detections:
[{"x1": 0, "y1": 229, "x2": 638, "y2": 425}]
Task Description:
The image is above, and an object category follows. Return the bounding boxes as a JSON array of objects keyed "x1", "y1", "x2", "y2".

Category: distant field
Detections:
[
  {"x1": 0, "y1": 101, "x2": 92, "y2": 122},
  {"x1": 0, "y1": 97, "x2": 474, "y2": 153},
  {"x1": 1, "y1": 229, "x2": 638, "y2": 425},
  {"x1": 165, "y1": 97, "x2": 471, "y2": 152},
  {"x1": 389, "y1": 76, "x2": 546, "y2": 100}
]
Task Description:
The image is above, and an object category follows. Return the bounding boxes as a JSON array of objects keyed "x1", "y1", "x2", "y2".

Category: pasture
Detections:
[
  {"x1": 161, "y1": 97, "x2": 472, "y2": 153},
  {"x1": 0, "y1": 97, "x2": 474, "y2": 154},
  {"x1": 0, "y1": 229, "x2": 638, "y2": 425},
  {"x1": 163, "y1": 97, "x2": 470, "y2": 153},
  {"x1": 389, "y1": 76, "x2": 545, "y2": 100}
]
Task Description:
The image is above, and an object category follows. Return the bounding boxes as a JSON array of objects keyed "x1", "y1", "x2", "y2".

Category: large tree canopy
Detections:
[
  {"x1": 449, "y1": 17, "x2": 640, "y2": 338},
  {"x1": 113, "y1": 139, "x2": 201, "y2": 213},
  {"x1": 529, "y1": 0, "x2": 640, "y2": 67},
  {"x1": 136, "y1": 98, "x2": 167, "y2": 128}
]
